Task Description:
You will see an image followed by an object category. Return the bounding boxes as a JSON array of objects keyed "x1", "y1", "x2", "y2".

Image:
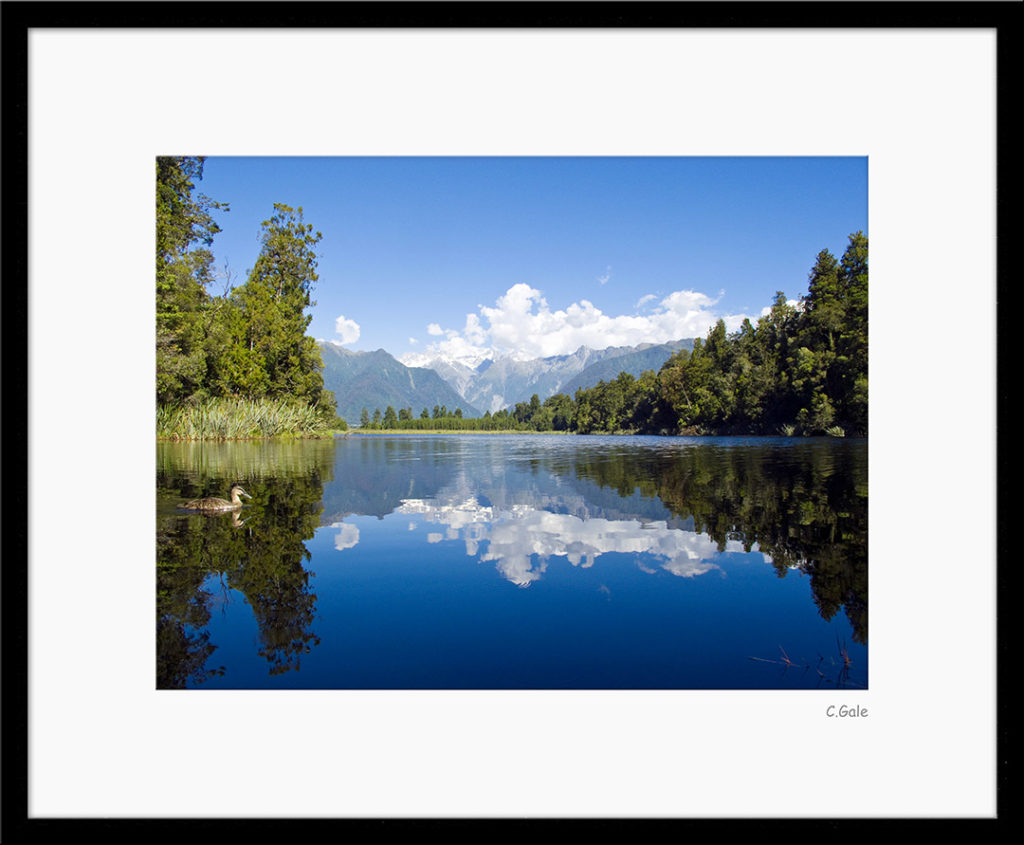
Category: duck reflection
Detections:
[{"x1": 157, "y1": 446, "x2": 332, "y2": 688}]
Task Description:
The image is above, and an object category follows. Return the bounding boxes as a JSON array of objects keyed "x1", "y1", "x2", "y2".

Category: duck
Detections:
[{"x1": 178, "y1": 483, "x2": 252, "y2": 513}]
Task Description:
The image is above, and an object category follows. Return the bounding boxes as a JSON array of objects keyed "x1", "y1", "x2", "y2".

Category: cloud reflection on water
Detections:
[
  {"x1": 396, "y1": 495, "x2": 760, "y2": 587},
  {"x1": 331, "y1": 522, "x2": 360, "y2": 551}
]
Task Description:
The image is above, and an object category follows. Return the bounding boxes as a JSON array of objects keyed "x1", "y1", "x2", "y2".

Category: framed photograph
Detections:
[{"x1": 8, "y1": 2, "x2": 1004, "y2": 828}]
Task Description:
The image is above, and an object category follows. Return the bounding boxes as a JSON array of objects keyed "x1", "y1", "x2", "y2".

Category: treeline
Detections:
[
  {"x1": 649, "y1": 232, "x2": 868, "y2": 436},
  {"x1": 357, "y1": 404, "x2": 524, "y2": 431},
  {"x1": 366, "y1": 232, "x2": 867, "y2": 438},
  {"x1": 156, "y1": 157, "x2": 339, "y2": 435}
]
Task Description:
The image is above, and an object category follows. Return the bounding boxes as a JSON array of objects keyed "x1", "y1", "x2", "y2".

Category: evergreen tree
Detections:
[
  {"x1": 155, "y1": 156, "x2": 228, "y2": 404},
  {"x1": 805, "y1": 248, "x2": 842, "y2": 311},
  {"x1": 648, "y1": 236, "x2": 866, "y2": 436},
  {"x1": 836, "y1": 231, "x2": 869, "y2": 432},
  {"x1": 224, "y1": 204, "x2": 333, "y2": 413}
]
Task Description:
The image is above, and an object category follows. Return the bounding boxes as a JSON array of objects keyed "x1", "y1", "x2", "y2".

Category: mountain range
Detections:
[
  {"x1": 318, "y1": 342, "x2": 482, "y2": 423},
  {"x1": 319, "y1": 338, "x2": 694, "y2": 423},
  {"x1": 549, "y1": 339, "x2": 694, "y2": 402},
  {"x1": 404, "y1": 339, "x2": 694, "y2": 414}
]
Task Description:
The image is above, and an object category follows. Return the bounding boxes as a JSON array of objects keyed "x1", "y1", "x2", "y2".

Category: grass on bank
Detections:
[{"x1": 157, "y1": 397, "x2": 340, "y2": 440}]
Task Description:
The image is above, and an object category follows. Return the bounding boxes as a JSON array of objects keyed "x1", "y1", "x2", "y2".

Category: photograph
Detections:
[
  {"x1": 155, "y1": 156, "x2": 869, "y2": 691},
  {"x1": 15, "y1": 18, "x2": 1000, "y2": 823}
]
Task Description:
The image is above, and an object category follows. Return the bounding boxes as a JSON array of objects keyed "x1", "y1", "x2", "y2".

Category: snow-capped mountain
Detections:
[{"x1": 400, "y1": 338, "x2": 693, "y2": 414}]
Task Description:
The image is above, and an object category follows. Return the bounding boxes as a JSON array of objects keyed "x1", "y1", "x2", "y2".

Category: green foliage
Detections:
[
  {"x1": 155, "y1": 163, "x2": 335, "y2": 435},
  {"x1": 156, "y1": 156, "x2": 229, "y2": 405},
  {"x1": 222, "y1": 204, "x2": 327, "y2": 406},
  {"x1": 543, "y1": 392, "x2": 575, "y2": 431},
  {"x1": 650, "y1": 233, "x2": 868, "y2": 436}
]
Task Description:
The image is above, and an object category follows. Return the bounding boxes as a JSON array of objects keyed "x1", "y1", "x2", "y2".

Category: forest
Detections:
[
  {"x1": 363, "y1": 231, "x2": 868, "y2": 437},
  {"x1": 156, "y1": 156, "x2": 339, "y2": 438}
]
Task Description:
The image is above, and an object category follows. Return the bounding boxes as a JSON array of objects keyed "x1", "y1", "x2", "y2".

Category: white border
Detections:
[{"x1": 28, "y1": 29, "x2": 997, "y2": 818}]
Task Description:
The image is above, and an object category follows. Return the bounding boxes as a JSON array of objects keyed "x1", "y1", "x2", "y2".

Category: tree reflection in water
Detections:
[
  {"x1": 157, "y1": 436, "x2": 866, "y2": 688},
  {"x1": 553, "y1": 439, "x2": 867, "y2": 643},
  {"x1": 156, "y1": 440, "x2": 333, "y2": 688}
]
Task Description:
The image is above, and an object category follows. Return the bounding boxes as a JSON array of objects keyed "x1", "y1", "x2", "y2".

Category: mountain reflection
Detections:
[
  {"x1": 324, "y1": 436, "x2": 866, "y2": 642},
  {"x1": 158, "y1": 435, "x2": 867, "y2": 689}
]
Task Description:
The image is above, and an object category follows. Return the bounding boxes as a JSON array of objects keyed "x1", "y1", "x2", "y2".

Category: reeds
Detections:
[
  {"x1": 825, "y1": 425, "x2": 846, "y2": 438},
  {"x1": 157, "y1": 397, "x2": 331, "y2": 440}
]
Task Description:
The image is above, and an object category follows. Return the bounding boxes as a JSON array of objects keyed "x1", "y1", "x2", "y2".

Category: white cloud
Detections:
[
  {"x1": 463, "y1": 313, "x2": 487, "y2": 345},
  {"x1": 403, "y1": 282, "x2": 758, "y2": 367},
  {"x1": 636, "y1": 293, "x2": 658, "y2": 309},
  {"x1": 598, "y1": 266, "x2": 612, "y2": 285},
  {"x1": 335, "y1": 314, "x2": 361, "y2": 344}
]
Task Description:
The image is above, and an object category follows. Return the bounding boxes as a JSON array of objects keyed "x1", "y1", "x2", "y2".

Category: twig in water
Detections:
[
  {"x1": 779, "y1": 645, "x2": 799, "y2": 667},
  {"x1": 837, "y1": 636, "x2": 852, "y2": 667}
]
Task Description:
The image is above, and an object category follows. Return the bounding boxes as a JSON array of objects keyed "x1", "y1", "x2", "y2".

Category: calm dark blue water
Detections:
[{"x1": 157, "y1": 434, "x2": 867, "y2": 689}]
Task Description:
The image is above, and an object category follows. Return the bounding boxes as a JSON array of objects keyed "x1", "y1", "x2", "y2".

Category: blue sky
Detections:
[{"x1": 195, "y1": 156, "x2": 867, "y2": 365}]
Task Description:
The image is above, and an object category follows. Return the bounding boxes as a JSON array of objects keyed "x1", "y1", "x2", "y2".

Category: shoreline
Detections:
[{"x1": 158, "y1": 430, "x2": 863, "y2": 441}]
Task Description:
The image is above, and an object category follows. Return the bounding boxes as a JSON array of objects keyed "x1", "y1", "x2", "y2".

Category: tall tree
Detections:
[
  {"x1": 836, "y1": 231, "x2": 869, "y2": 432},
  {"x1": 804, "y1": 248, "x2": 841, "y2": 311},
  {"x1": 224, "y1": 204, "x2": 332, "y2": 411},
  {"x1": 155, "y1": 156, "x2": 228, "y2": 404},
  {"x1": 839, "y1": 231, "x2": 869, "y2": 313}
]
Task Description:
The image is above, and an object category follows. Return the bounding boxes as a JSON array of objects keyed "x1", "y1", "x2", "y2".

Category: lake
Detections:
[{"x1": 157, "y1": 434, "x2": 867, "y2": 690}]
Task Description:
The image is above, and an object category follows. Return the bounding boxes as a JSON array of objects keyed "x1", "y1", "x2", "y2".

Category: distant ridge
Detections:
[
  {"x1": 560, "y1": 338, "x2": 694, "y2": 397},
  {"x1": 404, "y1": 338, "x2": 696, "y2": 413},
  {"x1": 318, "y1": 341, "x2": 482, "y2": 424}
]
